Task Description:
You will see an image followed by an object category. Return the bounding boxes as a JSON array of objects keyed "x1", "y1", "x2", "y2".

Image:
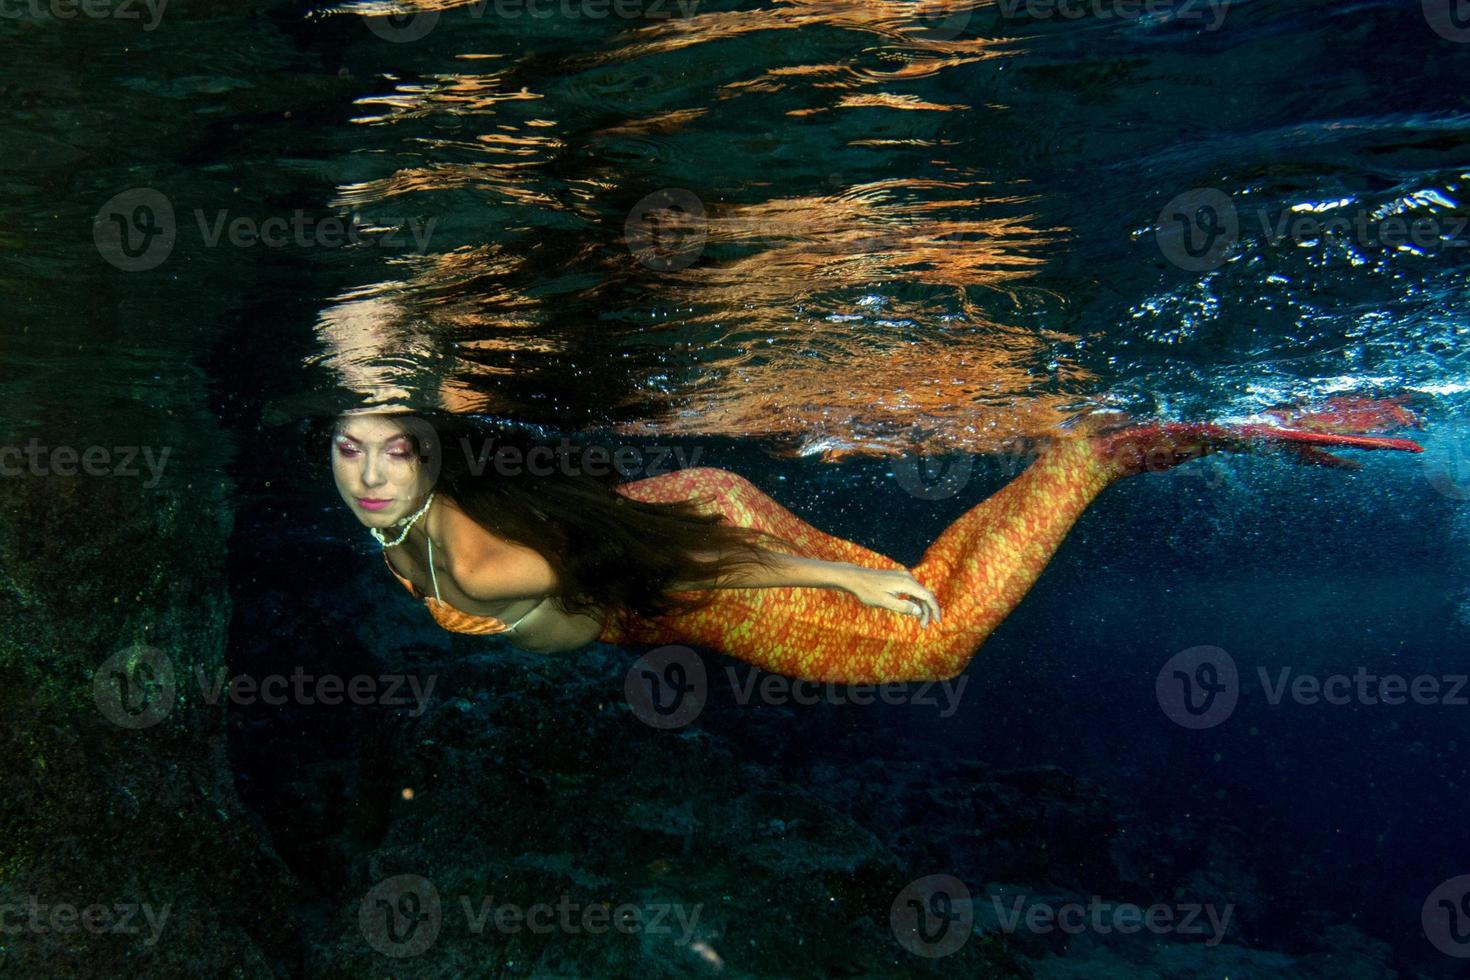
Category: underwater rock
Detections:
[{"x1": 0, "y1": 465, "x2": 303, "y2": 976}]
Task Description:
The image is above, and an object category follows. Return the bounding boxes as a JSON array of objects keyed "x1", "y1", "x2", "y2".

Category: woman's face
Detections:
[{"x1": 331, "y1": 415, "x2": 433, "y2": 528}]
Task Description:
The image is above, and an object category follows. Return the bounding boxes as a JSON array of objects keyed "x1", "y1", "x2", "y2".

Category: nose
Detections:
[{"x1": 360, "y1": 451, "x2": 388, "y2": 489}]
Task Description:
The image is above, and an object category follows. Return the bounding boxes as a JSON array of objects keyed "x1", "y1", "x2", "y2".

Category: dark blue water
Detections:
[{"x1": 9, "y1": 0, "x2": 1470, "y2": 974}]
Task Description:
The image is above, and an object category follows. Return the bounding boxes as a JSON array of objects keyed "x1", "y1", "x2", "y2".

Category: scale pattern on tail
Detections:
[{"x1": 595, "y1": 438, "x2": 1116, "y2": 683}]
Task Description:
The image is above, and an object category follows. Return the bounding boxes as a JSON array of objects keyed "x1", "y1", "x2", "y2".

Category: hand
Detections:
[{"x1": 839, "y1": 565, "x2": 942, "y2": 628}]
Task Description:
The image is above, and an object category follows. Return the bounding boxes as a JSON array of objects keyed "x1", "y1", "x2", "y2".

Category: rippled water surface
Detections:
[
  {"x1": 11, "y1": 0, "x2": 1466, "y2": 454},
  {"x1": 304, "y1": 0, "x2": 1470, "y2": 458}
]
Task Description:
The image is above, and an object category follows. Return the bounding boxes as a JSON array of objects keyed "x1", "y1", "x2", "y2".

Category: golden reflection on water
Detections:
[{"x1": 313, "y1": 0, "x2": 1093, "y2": 456}]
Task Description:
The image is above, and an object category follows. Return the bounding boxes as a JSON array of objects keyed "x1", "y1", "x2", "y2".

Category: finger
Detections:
[
  {"x1": 889, "y1": 596, "x2": 923, "y2": 626},
  {"x1": 917, "y1": 587, "x2": 940, "y2": 625},
  {"x1": 911, "y1": 585, "x2": 940, "y2": 625},
  {"x1": 899, "y1": 576, "x2": 940, "y2": 623},
  {"x1": 900, "y1": 582, "x2": 940, "y2": 627}
]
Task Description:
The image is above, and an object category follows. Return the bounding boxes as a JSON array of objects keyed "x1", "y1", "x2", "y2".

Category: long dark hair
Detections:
[{"x1": 364, "y1": 413, "x2": 797, "y2": 632}]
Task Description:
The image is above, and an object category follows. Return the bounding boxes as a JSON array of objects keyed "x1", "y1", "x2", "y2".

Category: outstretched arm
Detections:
[{"x1": 674, "y1": 548, "x2": 942, "y2": 628}]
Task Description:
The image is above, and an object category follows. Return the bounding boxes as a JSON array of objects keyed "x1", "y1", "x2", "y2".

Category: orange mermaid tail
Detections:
[{"x1": 597, "y1": 417, "x2": 1424, "y2": 685}]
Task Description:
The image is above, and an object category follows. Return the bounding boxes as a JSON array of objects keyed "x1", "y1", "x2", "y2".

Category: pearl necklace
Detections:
[{"x1": 370, "y1": 492, "x2": 435, "y2": 549}]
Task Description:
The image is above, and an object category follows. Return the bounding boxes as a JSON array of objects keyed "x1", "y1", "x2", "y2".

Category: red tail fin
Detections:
[{"x1": 1092, "y1": 419, "x2": 1424, "y2": 478}]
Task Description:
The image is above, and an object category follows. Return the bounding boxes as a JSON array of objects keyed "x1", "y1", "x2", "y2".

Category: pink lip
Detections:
[{"x1": 356, "y1": 498, "x2": 393, "y2": 511}]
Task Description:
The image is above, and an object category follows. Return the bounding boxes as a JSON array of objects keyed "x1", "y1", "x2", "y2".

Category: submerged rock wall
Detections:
[{"x1": 0, "y1": 423, "x2": 301, "y2": 976}]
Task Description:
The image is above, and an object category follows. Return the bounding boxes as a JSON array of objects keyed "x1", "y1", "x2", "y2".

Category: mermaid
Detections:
[{"x1": 330, "y1": 407, "x2": 1423, "y2": 685}]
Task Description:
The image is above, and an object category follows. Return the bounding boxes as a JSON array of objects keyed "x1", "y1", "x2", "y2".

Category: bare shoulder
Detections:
[
  {"x1": 431, "y1": 496, "x2": 558, "y2": 601},
  {"x1": 432, "y1": 496, "x2": 504, "y2": 561}
]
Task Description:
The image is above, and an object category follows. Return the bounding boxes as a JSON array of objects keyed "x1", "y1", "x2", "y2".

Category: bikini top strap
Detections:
[
  {"x1": 427, "y1": 534, "x2": 442, "y2": 601},
  {"x1": 504, "y1": 596, "x2": 546, "y2": 631}
]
